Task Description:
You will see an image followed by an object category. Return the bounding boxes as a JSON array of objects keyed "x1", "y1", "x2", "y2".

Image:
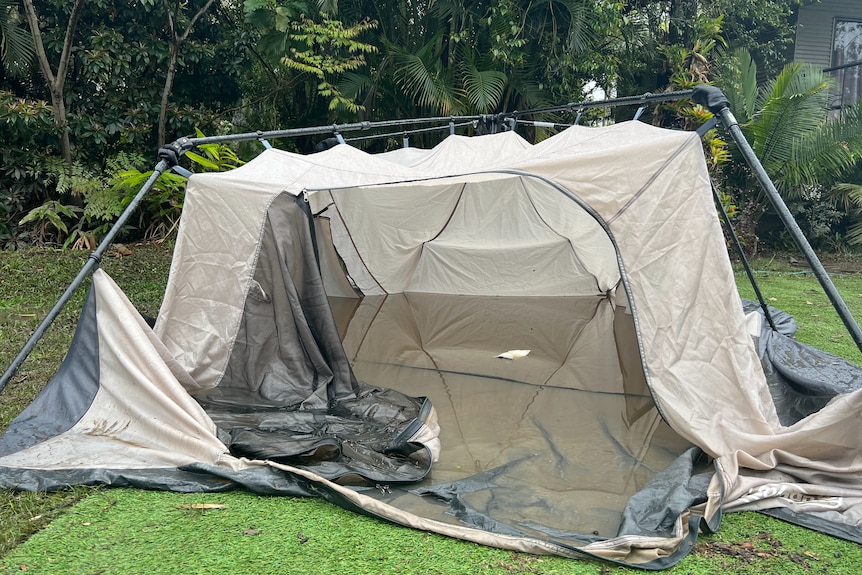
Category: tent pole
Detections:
[
  {"x1": 693, "y1": 85, "x2": 862, "y2": 353},
  {"x1": 0, "y1": 159, "x2": 172, "y2": 395},
  {"x1": 711, "y1": 181, "x2": 779, "y2": 332}
]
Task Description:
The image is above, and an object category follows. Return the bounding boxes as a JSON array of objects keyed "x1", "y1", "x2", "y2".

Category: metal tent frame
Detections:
[{"x1": 1, "y1": 84, "x2": 860, "y2": 394}]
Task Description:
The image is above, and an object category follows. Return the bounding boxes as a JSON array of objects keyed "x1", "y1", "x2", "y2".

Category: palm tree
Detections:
[
  {"x1": 338, "y1": 0, "x2": 611, "y2": 122},
  {"x1": 715, "y1": 48, "x2": 862, "y2": 248}
]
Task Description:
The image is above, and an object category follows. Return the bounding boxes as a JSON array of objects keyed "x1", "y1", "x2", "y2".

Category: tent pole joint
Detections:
[{"x1": 158, "y1": 140, "x2": 188, "y2": 168}]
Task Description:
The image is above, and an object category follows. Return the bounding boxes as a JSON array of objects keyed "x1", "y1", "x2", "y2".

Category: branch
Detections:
[
  {"x1": 178, "y1": 0, "x2": 217, "y2": 43},
  {"x1": 21, "y1": 0, "x2": 56, "y2": 86},
  {"x1": 22, "y1": 0, "x2": 86, "y2": 89},
  {"x1": 55, "y1": 0, "x2": 86, "y2": 83}
]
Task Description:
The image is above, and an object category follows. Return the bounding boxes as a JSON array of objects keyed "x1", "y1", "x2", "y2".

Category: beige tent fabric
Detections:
[
  {"x1": 153, "y1": 121, "x2": 862, "y2": 546},
  {"x1": 513, "y1": 123, "x2": 862, "y2": 528},
  {"x1": 378, "y1": 131, "x2": 532, "y2": 170},
  {"x1": 321, "y1": 173, "x2": 619, "y2": 296},
  {"x1": 0, "y1": 270, "x2": 229, "y2": 470},
  {"x1": 155, "y1": 147, "x2": 424, "y2": 387}
]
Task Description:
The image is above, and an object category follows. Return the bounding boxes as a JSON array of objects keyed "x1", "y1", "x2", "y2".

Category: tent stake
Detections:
[
  {"x1": 694, "y1": 85, "x2": 862, "y2": 353},
  {"x1": 0, "y1": 159, "x2": 172, "y2": 394}
]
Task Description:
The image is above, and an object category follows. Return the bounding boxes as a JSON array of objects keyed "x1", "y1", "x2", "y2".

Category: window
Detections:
[{"x1": 833, "y1": 19, "x2": 862, "y2": 109}]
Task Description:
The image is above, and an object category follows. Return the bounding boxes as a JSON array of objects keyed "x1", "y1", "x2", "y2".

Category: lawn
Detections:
[{"x1": 0, "y1": 244, "x2": 860, "y2": 574}]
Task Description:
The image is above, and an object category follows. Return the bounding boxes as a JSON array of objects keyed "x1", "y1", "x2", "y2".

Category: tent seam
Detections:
[
  {"x1": 330, "y1": 191, "x2": 387, "y2": 293},
  {"x1": 607, "y1": 134, "x2": 700, "y2": 225},
  {"x1": 519, "y1": 175, "x2": 604, "y2": 294}
]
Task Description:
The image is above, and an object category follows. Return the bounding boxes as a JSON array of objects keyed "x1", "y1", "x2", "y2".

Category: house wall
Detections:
[{"x1": 795, "y1": 0, "x2": 862, "y2": 68}]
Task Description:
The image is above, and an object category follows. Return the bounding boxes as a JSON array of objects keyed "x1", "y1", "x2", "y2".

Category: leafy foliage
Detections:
[
  {"x1": 1, "y1": 0, "x2": 858, "y2": 251},
  {"x1": 0, "y1": 90, "x2": 60, "y2": 247},
  {"x1": 17, "y1": 134, "x2": 244, "y2": 248},
  {"x1": 278, "y1": 17, "x2": 377, "y2": 112},
  {"x1": 360, "y1": 0, "x2": 616, "y2": 119},
  {"x1": 714, "y1": 49, "x2": 862, "y2": 251},
  {"x1": 18, "y1": 200, "x2": 81, "y2": 245}
]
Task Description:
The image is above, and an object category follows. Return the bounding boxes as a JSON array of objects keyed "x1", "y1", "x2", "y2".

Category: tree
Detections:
[
  {"x1": 335, "y1": 0, "x2": 620, "y2": 126},
  {"x1": 158, "y1": 0, "x2": 218, "y2": 146},
  {"x1": 710, "y1": 0, "x2": 800, "y2": 81},
  {"x1": 21, "y1": 0, "x2": 86, "y2": 167},
  {"x1": 240, "y1": 0, "x2": 378, "y2": 140},
  {"x1": 614, "y1": 0, "x2": 800, "y2": 99},
  {"x1": 8, "y1": 0, "x2": 246, "y2": 246}
]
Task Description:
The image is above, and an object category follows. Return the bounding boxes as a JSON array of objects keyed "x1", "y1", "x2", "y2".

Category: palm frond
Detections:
[
  {"x1": 841, "y1": 185, "x2": 862, "y2": 245},
  {"x1": 391, "y1": 39, "x2": 461, "y2": 115},
  {"x1": 504, "y1": 65, "x2": 551, "y2": 111},
  {"x1": 556, "y1": 0, "x2": 598, "y2": 55},
  {"x1": 338, "y1": 71, "x2": 372, "y2": 103},
  {"x1": 751, "y1": 63, "x2": 834, "y2": 168},
  {"x1": 845, "y1": 219, "x2": 862, "y2": 245},
  {"x1": 715, "y1": 47, "x2": 757, "y2": 123},
  {"x1": 786, "y1": 105, "x2": 862, "y2": 187},
  {"x1": 316, "y1": 0, "x2": 338, "y2": 17},
  {"x1": 461, "y1": 64, "x2": 506, "y2": 113},
  {"x1": 1, "y1": 0, "x2": 34, "y2": 76},
  {"x1": 829, "y1": 182, "x2": 862, "y2": 213}
]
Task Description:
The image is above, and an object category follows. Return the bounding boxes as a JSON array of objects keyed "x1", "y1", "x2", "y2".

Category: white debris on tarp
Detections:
[{"x1": 496, "y1": 349, "x2": 531, "y2": 360}]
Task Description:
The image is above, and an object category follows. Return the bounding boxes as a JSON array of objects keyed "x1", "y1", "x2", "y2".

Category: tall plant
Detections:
[
  {"x1": 335, "y1": 0, "x2": 617, "y2": 123},
  {"x1": 715, "y1": 48, "x2": 862, "y2": 250},
  {"x1": 0, "y1": 0, "x2": 33, "y2": 77},
  {"x1": 241, "y1": 0, "x2": 378, "y2": 133},
  {"x1": 157, "y1": 0, "x2": 218, "y2": 146}
]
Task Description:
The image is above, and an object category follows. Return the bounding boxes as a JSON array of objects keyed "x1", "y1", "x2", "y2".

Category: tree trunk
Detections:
[
  {"x1": 53, "y1": 86, "x2": 73, "y2": 168},
  {"x1": 158, "y1": 43, "x2": 179, "y2": 147},
  {"x1": 157, "y1": 0, "x2": 217, "y2": 147},
  {"x1": 22, "y1": 0, "x2": 86, "y2": 171}
]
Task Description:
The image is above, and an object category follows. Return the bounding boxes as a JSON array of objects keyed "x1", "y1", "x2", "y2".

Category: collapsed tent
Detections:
[{"x1": 2, "y1": 120, "x2": 862, "y2": 569}]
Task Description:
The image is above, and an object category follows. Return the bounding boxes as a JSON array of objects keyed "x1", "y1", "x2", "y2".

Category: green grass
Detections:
[
  {"x1": 735, "y1": 266, "x2": 862, "y2": 365},
  {"x1": 0, "y1": 242, "x2": 173, "y2": 557},
  {"x1": 0, "y1": 491, "x2": 859, "y2": 574},
  {"x1": 0, "y1": 247, "x2": 861, "y2": 573}
]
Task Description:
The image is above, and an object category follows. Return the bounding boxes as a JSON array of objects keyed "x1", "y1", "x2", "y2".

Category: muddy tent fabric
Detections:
[{"x1": 2, "y1": 122, "x2": 862, "y2": 569}]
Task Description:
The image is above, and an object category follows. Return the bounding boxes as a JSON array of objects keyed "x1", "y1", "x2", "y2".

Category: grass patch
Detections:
[
  {"x1": 0, "y1": 491, "x2": 859, "y2": 574},
  {"x1": 0, "y1": 246, "x2": 861, "y2": 572},
  {"x1": 735, "y1": 267, "x2": 862, "y2": 364}
]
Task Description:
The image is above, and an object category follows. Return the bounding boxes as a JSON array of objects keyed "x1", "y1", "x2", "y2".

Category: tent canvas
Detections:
[{"x1": 2, "y1": 120, "x2": 862, "y2": 569}]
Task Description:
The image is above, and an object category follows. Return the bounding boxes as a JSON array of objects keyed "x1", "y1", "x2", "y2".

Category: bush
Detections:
[{"x1": 0, "y1": 91, "x2": 61, "y2": 248}]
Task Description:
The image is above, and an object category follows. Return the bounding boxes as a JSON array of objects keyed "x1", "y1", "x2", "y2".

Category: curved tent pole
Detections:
[
  {"x1": 693, "y1": 84, "x2": 862, "y2": 353},
  {"x1": 0, "y1": 155, "x2": 175, "y2": 394}
]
